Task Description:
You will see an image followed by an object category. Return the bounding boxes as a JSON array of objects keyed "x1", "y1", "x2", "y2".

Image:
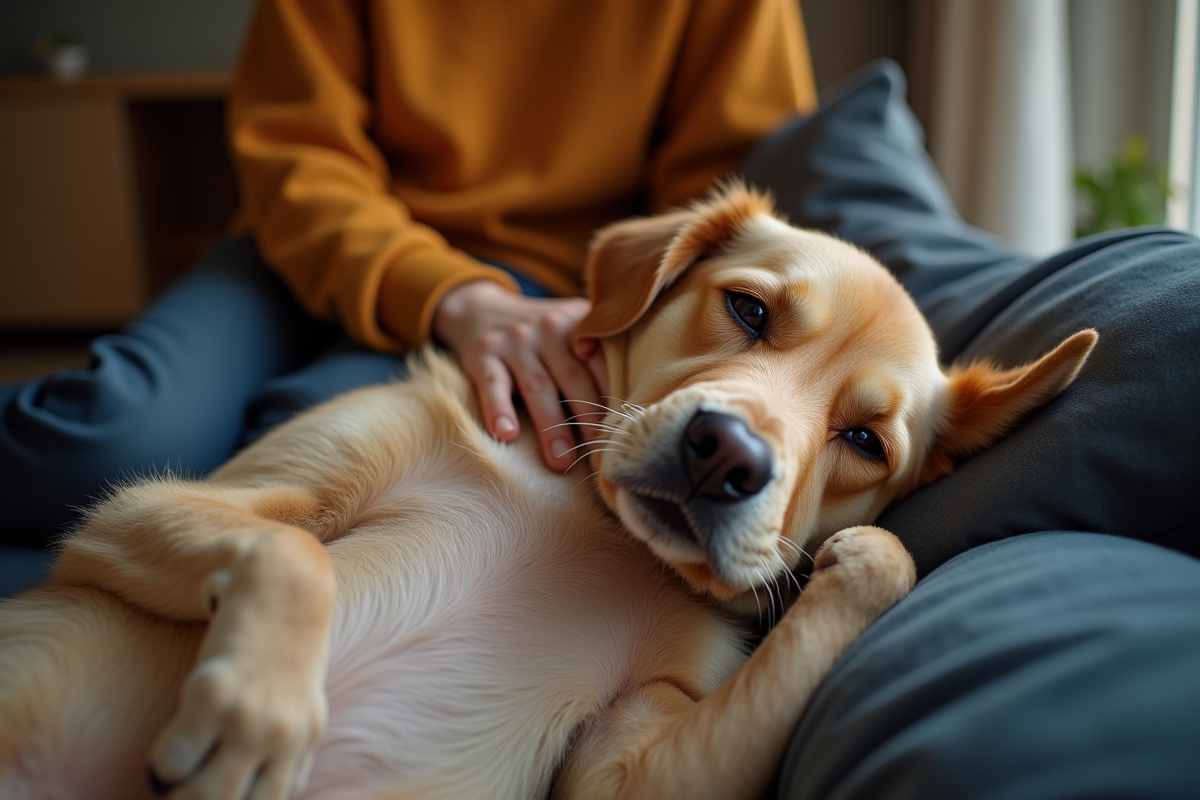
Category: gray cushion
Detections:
[
  {"x1": 773, "y1": 531, "x2": 1200, "y2": 799},
  {"x1": 741, "y1": 60, "x2": 1200, "y2": 576}
]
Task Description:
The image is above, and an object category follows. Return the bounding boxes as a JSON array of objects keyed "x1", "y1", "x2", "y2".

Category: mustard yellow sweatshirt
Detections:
[{"x1": 229, "y1": 0, "x2": 816, "y2": 351}]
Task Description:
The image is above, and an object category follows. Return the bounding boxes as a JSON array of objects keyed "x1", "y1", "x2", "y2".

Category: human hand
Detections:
[{"x1": 432, "y1": 280, "x2": 609, "y2": 471}]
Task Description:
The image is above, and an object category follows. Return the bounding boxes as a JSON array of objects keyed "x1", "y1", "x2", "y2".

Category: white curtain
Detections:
[
  {"x1": 921, "y1": 0, "x2": 1075, "y2": 256},
  {"x1": 911, "y1": 0, "x2": 1180, "y2": 250}
]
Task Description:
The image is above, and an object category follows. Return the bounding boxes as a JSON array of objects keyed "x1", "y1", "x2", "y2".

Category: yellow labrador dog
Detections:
[{"x1": 0, "y1": 185, "x2": 1095, "y2": 800}]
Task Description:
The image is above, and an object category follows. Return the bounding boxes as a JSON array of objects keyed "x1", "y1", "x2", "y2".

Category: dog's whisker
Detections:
[
  {"x1": 573, "y1": 468, "x2": 606, "y2": 491},
  {"x1": 777, "y1": 537, "x2": 814, "y2": 566},
  {"x1": 771, "y1": 571, "x2": 786, "y2": 622},
  {"x1": 560, "y1": 420, "x2": 627, "y2": 433},
  {"x1": 554, "y1": 419, "x2": 624, "y2": 431},
  {"x1": 757, "y1": 569, "x2": 777, "y2": 627},
  {"x1": 566, "y1": 445, "x2": 625, "y2": 472},
  {"x1": 564, "y1": 439, "x2": 625, "y2": 455},
  {"x1": 777, "y1": 551, "x2": 806, "y2": 594},
  {"x1": 562, "y1": 411, "x2": 618, "y2": 423},
  {"x1": 775, "y1": 554, "x2": 804, "y2": 596},
  {"x1": 600, "y1": 395, "x2": 643, "y2": 411},
  {"x1": 544, "y1": 421, "x2": 631, "y2": 437},
  {"x1": 569, "y1": 399, "x2": 636, "y2": 422},
  {"x1": 749, "y1": 581, "x2": 763, "y2": 622}
]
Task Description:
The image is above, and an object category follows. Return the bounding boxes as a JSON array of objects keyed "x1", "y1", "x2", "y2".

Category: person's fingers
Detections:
[
  {"x1": 465, "y1": 345, "x2": 520, "y2": 441},
  {"x1": 538, "y1": 332, "x2": 606, "y2": 450},
  {"x1": 503, "y1": 325, "x2": 576, "y2": 470},
  {"x1": 576, "y1": 339, "x2": 610, "y2": 400},
  {"x1": 436, "y1": 291, "x2": 600, "y2": 465},
  {"x1": 555, "y1": 296, "x2": 593, "y2": 321}
]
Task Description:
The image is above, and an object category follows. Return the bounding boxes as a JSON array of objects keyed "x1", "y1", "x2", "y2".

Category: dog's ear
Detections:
[
  {"x1": 919, "y1": 329, "x2": 1099, "y2": 485},
  {"x1": 575, "y1": 183, "x2": 775, "y2": 341}
]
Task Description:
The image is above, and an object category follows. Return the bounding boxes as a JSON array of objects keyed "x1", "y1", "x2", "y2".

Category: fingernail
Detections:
[
  {"x1": 495, "y1": 417, "x2": 516, "y2": 435},
  {"x1": 551, "y1": 438, "x2": 572, "y2": 459}
]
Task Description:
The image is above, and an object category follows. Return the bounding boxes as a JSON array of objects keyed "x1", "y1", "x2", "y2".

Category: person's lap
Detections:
[
  {"x1": 0, "y1": 239, "x2": 559, "y2": 596},
  {"x1": 0, "y1": 238, "x2": 404, "y2": 572}
]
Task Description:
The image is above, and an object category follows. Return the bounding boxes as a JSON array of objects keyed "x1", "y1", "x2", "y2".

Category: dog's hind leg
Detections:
[
  {"x1": 38, "y1": 372, "x2": 477, "y2": 799},
  {"x1": 0, "y1": 585, "x2": 202, "y2": 799},
  {"x1": 46, "y1": 477, "x2": 339, "y2": 799},
  {"x1": 554, "y1": 527, "x2": 916, "y2": 800}
]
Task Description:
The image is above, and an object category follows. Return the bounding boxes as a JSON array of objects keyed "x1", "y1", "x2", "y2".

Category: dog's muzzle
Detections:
[{"x1": 619, "y1": 409, "x2": 775, "y2": 564}]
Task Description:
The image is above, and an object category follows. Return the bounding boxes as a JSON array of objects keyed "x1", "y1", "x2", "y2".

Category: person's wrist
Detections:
[{"x1": 432, "y1": 279, "x2": 508, "y2": 346}]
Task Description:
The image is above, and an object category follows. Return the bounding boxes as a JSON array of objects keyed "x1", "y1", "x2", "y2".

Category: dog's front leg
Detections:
[
  {"x1": 53, "y1": 480, "x2": 338, "y2": 800},
  {"x1": 555, "y1": 526, "x2": 916, "y2": 800}
]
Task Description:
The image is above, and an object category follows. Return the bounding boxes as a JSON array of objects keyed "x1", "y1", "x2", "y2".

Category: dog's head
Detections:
[{"x1": 575, "y1": 183, "x2": 1096, "y2": 606}]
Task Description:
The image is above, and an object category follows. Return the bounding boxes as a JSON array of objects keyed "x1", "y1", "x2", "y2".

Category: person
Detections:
[{"x1": 0, "y1": 0, "x2": 816, "y2": 560}]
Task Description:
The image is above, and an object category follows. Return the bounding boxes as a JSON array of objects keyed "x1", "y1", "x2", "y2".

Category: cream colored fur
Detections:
[{"x1": 0, "y1": 185, "x2": 1094, "y2": 800}]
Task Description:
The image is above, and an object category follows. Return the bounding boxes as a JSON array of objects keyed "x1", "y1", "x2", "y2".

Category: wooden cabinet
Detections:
[{"x1": 0, "y1": 72, "x2": 238, "y2": 329}]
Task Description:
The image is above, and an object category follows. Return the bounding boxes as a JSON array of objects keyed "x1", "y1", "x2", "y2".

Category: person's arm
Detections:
[
  {"x1": 229, "y1": 0, "x2": 516, "y2": 352},
  {"x1": 231, "y1": 0, "x2": 607, "y2": 472},
  {"x1": 648, "y1": 0, "x2": 817, "y2": 212}
]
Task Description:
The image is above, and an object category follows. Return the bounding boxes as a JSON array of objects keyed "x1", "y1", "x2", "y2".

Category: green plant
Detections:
[{"x1": 1074, "y1": 135, "x2": 1171, "y2": 237}]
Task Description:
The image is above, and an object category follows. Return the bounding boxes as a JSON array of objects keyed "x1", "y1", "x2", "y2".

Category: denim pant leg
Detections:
[
  {"x1": 241, "y1": 340, "x2": 408, "y2": 446},
  {"x1": 0, "y1": 236, "x2": 335, "y2": 550}
]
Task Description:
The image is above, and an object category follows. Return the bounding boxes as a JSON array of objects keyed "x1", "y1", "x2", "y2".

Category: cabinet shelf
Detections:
[{"x1": 0, "y1": 70, "x2": 238, "y2": 329}]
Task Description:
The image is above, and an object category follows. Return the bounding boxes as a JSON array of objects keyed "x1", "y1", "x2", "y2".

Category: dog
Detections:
[{"x1": 0, "y1": 184, "x2": 1096, "y2": 800}]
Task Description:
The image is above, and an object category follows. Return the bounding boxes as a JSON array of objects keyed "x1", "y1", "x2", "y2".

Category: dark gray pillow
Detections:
[
  {"x1": 773, "y1": 531, "x2": 1200, "y2": 799},
  {"x1": 741, "y1": 60, "x2": 1200, "y2": 576}
]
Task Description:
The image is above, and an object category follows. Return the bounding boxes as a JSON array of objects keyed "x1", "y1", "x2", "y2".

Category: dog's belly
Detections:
[{"x1": 302, "y1": 471, "x2": 746, "y2": 800}]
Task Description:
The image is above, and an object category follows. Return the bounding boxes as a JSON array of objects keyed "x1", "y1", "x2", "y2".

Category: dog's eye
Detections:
[
  {"x1": 844, "y1": 428, "x2": 886, "y2": 462},
  {"x1": 726, "y1": 292, "x2": 767, "y2": 337}
]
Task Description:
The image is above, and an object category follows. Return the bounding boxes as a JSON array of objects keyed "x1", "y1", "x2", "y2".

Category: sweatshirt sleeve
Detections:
[
  {"x1": 228, "y1": 0, "x2": 516, "y2": 352},
  {"x1": 648, "y1": 0, "x2": 817, "y2": 212}
]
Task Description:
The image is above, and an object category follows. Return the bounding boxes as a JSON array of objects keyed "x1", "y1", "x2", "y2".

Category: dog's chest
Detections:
[{"x1": 299, "y1": 443, "x2": 746, "y2": 800}]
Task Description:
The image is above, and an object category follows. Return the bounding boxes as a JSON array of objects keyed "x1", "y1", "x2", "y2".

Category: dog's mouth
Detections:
[
  {"x1": 621, "y1": 490, "x2": 742, "y2": 599},
  {"x1": 631, "y1": 491, "x2": 697, "y2": 545},
  {"x1": 600, "y1": 400, "x2": 788, "y2": 599}
]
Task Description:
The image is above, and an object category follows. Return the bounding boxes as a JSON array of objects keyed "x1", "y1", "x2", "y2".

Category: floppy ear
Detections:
[
  {"x1": 574, "y1": 183, "x2": 776, "y2": 341},
  {"x1": 919, "y1": 329, "x2": 1099, "y2": 485}
]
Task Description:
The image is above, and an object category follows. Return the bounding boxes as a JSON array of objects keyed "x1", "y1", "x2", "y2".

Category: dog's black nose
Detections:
[{"x1": 681, "y1": 411, "x2": 773, "y2": 502}]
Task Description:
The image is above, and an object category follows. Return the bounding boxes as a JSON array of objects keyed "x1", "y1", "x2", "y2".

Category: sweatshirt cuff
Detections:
[{"x1": 373, "y1": 252, "x2": 519, "y2": 350}]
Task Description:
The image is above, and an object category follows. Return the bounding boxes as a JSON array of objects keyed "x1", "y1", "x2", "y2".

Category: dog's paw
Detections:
[
  {"x1": 147, "y1": 654, "x2": 324, "y2": 800},
  {"x1": 811, "y1": 526, "x2": 916, "y2": 616},
  {"x1": 147, "y1": 531, "x2": 332, "y2": 800}
]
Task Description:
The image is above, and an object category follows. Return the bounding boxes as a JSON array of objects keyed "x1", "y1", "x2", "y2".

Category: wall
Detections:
[
  {"x1": 0, "y1": 0, "x2": 902, "y2": 85},
  {"x1": 0, "y1": 0, "x2": 254, "y2": 74},
  {"x1": 800, "y1": 0, "x2": 911, "y2": 92}
]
